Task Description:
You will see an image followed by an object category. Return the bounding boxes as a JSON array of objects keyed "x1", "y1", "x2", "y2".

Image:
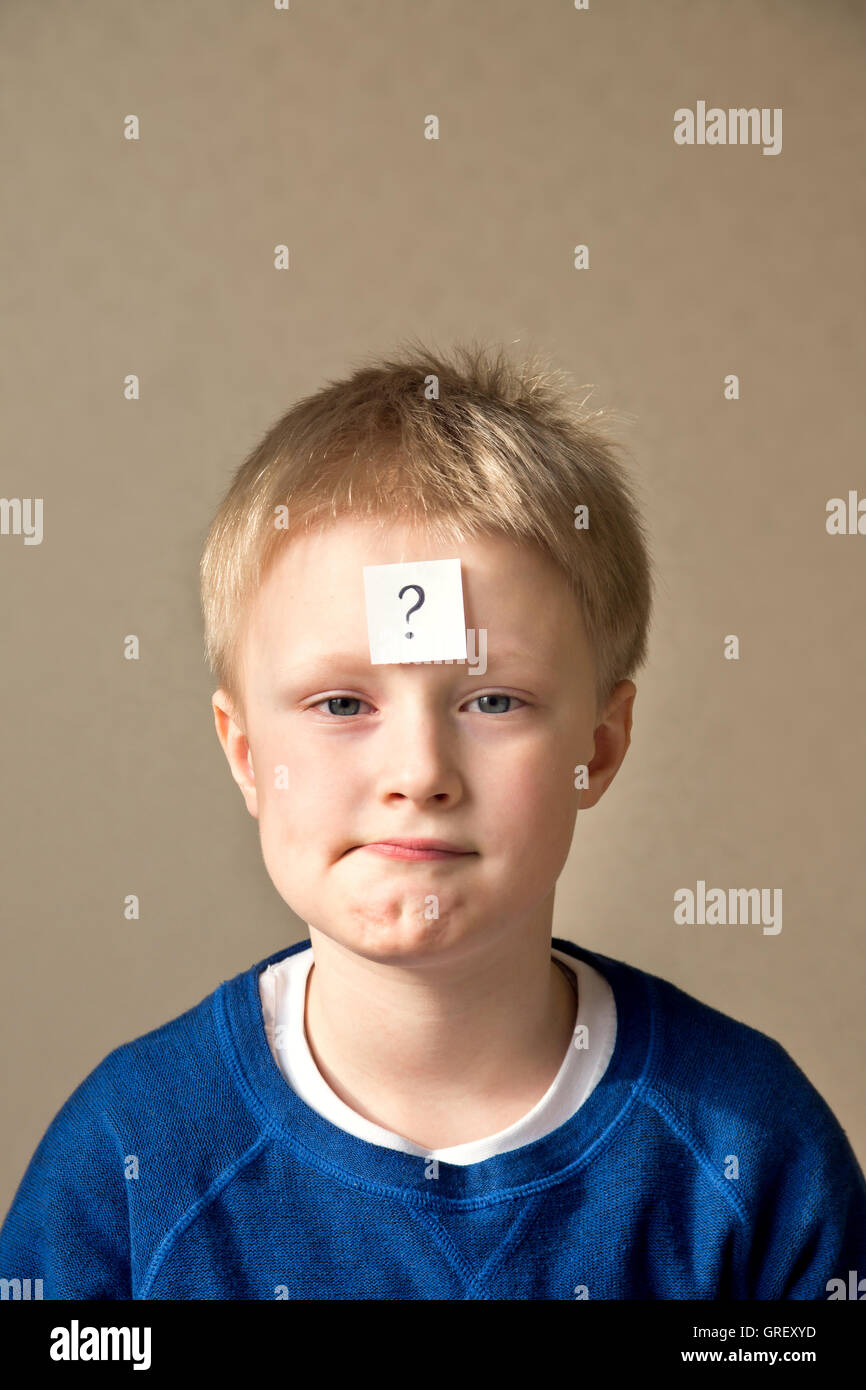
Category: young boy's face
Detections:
[{"x1": 213, "y1": 516, "x2": 634, "y2": 966}]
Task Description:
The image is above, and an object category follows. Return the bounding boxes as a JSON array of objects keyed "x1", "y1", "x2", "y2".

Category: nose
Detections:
[{"x1": 374, "y1": 701, "x2": 464, "y2": 806}]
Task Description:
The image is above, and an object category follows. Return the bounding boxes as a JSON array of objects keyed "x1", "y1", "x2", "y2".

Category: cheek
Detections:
[
  {"x1": 256, "y1": 733, "x2": 356, "y2": 845},
  {"x1": 499, "y1": 750, "x2": 579, "y2": 860},
  {"x1": 501, "y1": 735, "x2": 574, "y2": 811}
]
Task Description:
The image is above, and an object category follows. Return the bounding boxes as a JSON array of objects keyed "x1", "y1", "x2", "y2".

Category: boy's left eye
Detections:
[
  {"x1": 311, "y1": 693, "x2": 525, "y2": 717},
  {"x1": 465, "y1": 693, "x2": 525, "y2": 715}
]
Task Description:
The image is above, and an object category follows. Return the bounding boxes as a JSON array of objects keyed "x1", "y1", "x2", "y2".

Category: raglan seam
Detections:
[
  {"x1": 136, "y1": 1130, "x2": 274, "y2": 1299},
  {"x1": 637, "y1": 1083, "x2": 751, "y2": 1227},
  {"x1": 98, "y1": 1104, "x2": 135, "y2": 1299}
]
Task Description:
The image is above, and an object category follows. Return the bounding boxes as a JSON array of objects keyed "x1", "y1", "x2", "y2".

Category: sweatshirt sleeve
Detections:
[
  {"x1": 748, "y1": 1055, "x2": 866, "y2": 1300},
  {"x1": 0, "y1": 1061, "x2": 133, "y2": 1300}
]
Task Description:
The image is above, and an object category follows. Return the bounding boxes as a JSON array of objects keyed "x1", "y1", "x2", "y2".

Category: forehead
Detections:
[{"x1": 242, "y1": 516, "x2": 588, "y2": 683}]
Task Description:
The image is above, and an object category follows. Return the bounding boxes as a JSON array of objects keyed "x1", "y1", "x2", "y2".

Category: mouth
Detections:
[{"x1": 349, "y1": 839, "x2": 476, "y2": 862}]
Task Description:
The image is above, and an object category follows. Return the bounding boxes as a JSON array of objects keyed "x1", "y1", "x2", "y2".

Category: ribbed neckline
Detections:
[{"x1": 215, "y1": 935, "x2": 657, "y2": 1203}]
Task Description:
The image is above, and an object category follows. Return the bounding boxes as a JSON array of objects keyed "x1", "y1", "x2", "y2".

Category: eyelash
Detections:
[{"x1": 309, "y1": 693, "x2": 526, "y2": 718}]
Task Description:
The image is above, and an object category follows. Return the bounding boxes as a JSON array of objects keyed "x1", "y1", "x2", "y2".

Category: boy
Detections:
[{"x1": 1, "y1": 340, "x2": 864, "y2": 1300}]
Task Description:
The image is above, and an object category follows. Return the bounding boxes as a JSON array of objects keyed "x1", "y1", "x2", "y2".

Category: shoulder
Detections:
[
  {"x1": 640, "y1": 964, "x2": 838, "y2": 1122},
  {"x1": 602, "y1": 953, "x2": 863, "y2": 1208},
  {"x1": 76, "y1": 959, "x2": 264, "y2": 1138},
  {"x1": 0, "y1": 957, "x2": 272, "y2": 1295},
  {"x1": 15, "y1": 957, "x2": 269, "y2": 1180},
  {"x1": 606, "y1": 954, "x2": 866, "y2": 1296},
  {"x1": 569, "y1": 941, "x2": 862, "y2": 1190}
]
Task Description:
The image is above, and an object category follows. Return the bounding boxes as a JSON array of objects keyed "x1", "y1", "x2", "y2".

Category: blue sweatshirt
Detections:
[{"x1": 1, "y1": 936, "x2": 864, "y2": 1300}]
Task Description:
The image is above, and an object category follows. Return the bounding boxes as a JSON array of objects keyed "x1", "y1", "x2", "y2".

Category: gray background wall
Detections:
[{"x1": 1, "y1": 0, "x2": 864, "y2": 1214}]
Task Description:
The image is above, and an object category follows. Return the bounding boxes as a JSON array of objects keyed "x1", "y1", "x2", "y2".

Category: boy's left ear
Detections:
[
  {"x1": 581, "y1": 681, "x2": 636, "y2": 810},
  {"x1": 211, "y1": 689, "x2": 259, "y2": 820}
]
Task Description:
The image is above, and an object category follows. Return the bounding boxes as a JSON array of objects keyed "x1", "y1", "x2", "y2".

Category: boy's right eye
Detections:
[{"x1": 311, "y1": 696, "x2": 371, "y2": 717}]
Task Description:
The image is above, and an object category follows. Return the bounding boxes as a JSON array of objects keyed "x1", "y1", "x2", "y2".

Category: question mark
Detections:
[{"x1": 398, "y1": 584, "x2": 425, "y2": 639}]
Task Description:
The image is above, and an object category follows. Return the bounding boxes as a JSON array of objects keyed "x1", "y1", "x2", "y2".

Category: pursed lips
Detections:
[{"x1": 351, "y1": 839, "x2": 475, "y2": 861}]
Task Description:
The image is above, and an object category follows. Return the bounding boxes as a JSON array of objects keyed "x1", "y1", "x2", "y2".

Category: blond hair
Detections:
[{"x1": 200, "y1": 338, "x2": 654, "y2": 730}]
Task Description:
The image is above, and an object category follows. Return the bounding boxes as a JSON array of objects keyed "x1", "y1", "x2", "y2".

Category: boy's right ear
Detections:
[{"x1": 211, "y1": 689, "x2": 258, "y2": 820}]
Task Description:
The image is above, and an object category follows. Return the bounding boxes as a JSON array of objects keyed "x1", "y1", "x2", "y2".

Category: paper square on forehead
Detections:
[{"x1": 363, "y1": 558, "x2": 468, "y2": 665}]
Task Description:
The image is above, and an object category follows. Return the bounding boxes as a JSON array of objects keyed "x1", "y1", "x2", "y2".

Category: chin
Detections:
[{"x1": 336, "y1": 911, "x2": 460, "y2": 963}]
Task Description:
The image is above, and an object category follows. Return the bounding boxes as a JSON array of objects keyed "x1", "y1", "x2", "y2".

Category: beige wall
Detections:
[{"x1": 1, "y1": 0, "x2": 864, "y2": 1220}]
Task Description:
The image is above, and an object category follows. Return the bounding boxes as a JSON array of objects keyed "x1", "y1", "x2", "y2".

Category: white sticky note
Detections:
[{"x1": 364, "y1": 558, "x2": 468, "y2": 665}]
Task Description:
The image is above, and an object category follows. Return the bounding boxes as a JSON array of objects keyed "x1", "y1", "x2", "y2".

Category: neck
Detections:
[{"x1": 303, "y1": 918, "x2": 577, "y2": 1150}]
